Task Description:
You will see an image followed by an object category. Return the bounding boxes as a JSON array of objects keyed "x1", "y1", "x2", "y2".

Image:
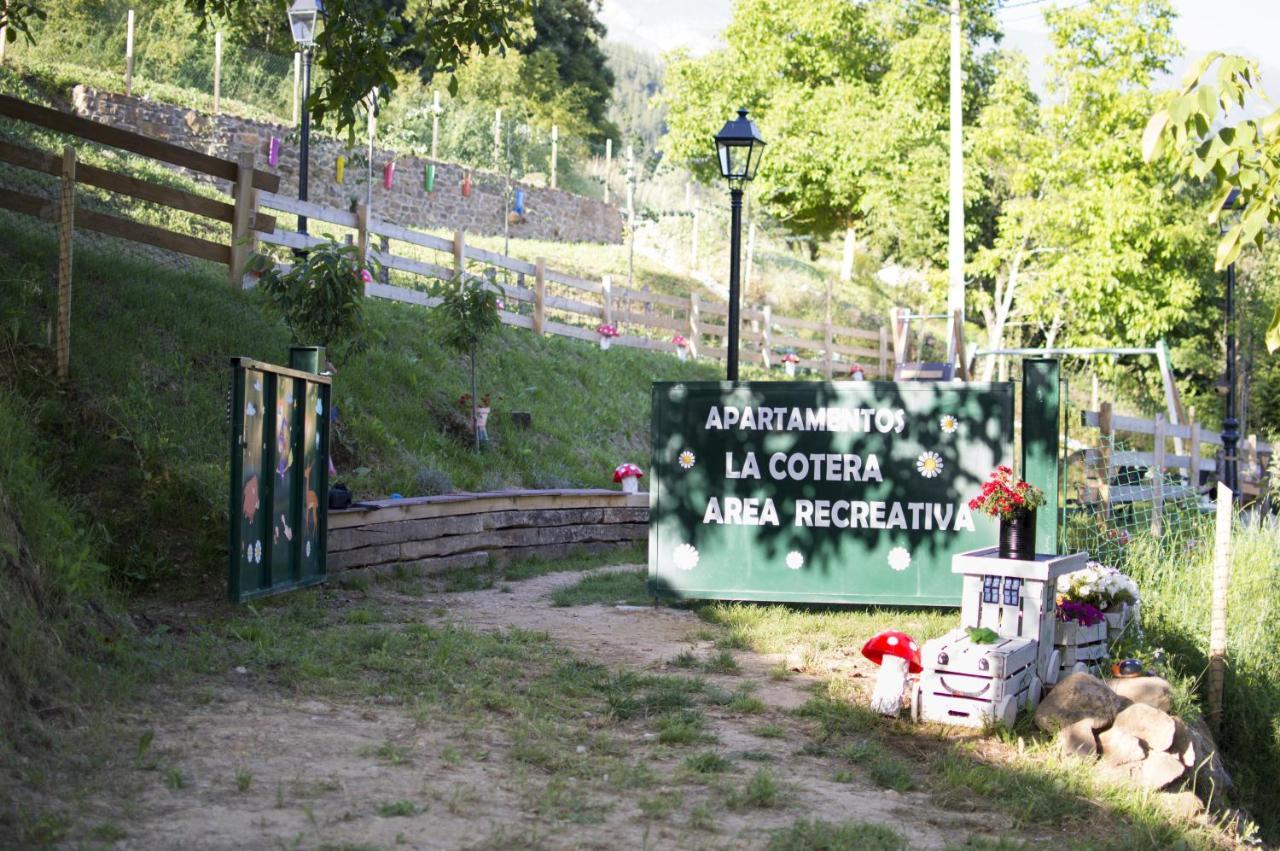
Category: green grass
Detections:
[
  {"x1": 725, "y1": 767, "x2": 782, "y2": 811},
  {"x1": 683, "y1": 751, "x2": 734, "y2": 774},
  {"x1": 376, "y1": 800, "x2": 418, "y2": 818},
  {"x1": 550, "y1": 568, "x2": 651, "y2": 607},
  {"x1": 767, "y1": 819, "x2": 908, "y2": 851}
]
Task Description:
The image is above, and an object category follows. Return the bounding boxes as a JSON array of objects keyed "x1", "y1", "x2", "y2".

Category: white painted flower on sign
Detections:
[
  {"x1": 940, "y1": 414, "x2": 958, "y2": 434},
  {"x1": 786, "y1": 551, "x2": 804, "y2": 570},
  {"x1": 254, "y1": 540, "x2": 263, "y2": 564},
  {"x1": 672, "y1": 543, "x2": 700, "y2": 572},
  {"x1": 678, "y1": 450, "x2": 696, "y2": 470},
  {"x1": 245, "y1": 402, "x2": 257, "y2": 417},
  {"x1": 888, "y1": 547, "x2": 911, "y2": 572},
  {"x1": 915, "y1": 451, "x2": 943, "y2": 478}
]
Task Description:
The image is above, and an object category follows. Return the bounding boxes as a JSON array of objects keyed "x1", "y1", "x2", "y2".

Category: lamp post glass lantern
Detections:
[
  {"x1": 288, "y1": 0, "x2": 322, "y2": 235},
  {"x1": 714, "y1": 108, "x2": 765, "y2": 381}
]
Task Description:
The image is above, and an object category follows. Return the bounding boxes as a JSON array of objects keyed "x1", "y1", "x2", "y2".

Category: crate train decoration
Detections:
[{"x1": 914, "y1": 547, "x2": 1087, "y2": 728}]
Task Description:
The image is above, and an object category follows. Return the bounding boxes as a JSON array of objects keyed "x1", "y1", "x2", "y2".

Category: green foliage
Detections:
[
  {"x1": 0, "y1": 1, "x2": 46, "y2": 48},
  {"x1": 767, "y1": 819, "x2": 907, "y2": 851},
  {"x1": 521, "y1": 0, "x2": 615, "y2": 141},
  {"x1": 251, "y1": 239, "x2": 373, "y2": 364},
  {"x1": 433, "y1": 276, "x2": 501, "y2": 359}
]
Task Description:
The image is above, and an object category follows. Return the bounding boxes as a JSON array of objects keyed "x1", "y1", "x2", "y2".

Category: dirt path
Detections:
[{"x1": 75, "y1": 566, "x2": 1016, "y2": 850}]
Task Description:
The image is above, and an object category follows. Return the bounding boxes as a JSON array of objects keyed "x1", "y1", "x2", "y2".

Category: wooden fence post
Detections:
[
  {"x1": 452, "y1": 229, "x2": 465, "y2": 280},
  {"x1": 878, "y1": 325, "x2": 889, "y2": 378},
  {"x1": 1208, "y1": 481, "x2": 1233, "y2": 734},
  {"x1": 1151, "y1": 412, "x2": 1166, "y2": 537},
  {"x1": 889, "y1": 307, "x2": 908, "y2": 364},
  {"x1": 823, "y1": 319, "x2": 834, "y2": 379},
  {"x1": 550, "y1": 124, "x2": 558, "y2": 190},
  {"x1": 213, "y1": 30, "x2": 223, "y2": 113},
  {"x1": 533, "y1": 258, "x2": 546, "y2": 335},
  {"x1": 761, "y1": 304, "x2": 772, "y2": 369},
  {"x1": 56, "y1": 145, "x2": 76, "y2": 382},
  {"x1": 1189, "y1": 417, "x2": 1202, "y2": 493},
  {"x1": 355, "y1": 203, "x2": 370, "y2": 291},
  {"x1": 1098, "y1": 401, "x2": 1113, "y2": 520},
  {"x1": 125, "y1": 9, "x2": 135, "y2": 96},
  {"x1": 688, "y1": 292, "x2": 701, "y2": 359},
  {"x1": 601, "y1": 274, "x2": 613, "y2": 327},
  {"x1": 228, "y1": 151, "x2": 256, "y2": 289}
]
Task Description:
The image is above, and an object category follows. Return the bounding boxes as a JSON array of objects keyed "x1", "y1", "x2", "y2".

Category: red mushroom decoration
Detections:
[
  {"x1": 613, "y1": 463, "x2": 644, "y2": 494},
  {"x1": 861, "y1": 630, "x2": 922, "y2": 716}
]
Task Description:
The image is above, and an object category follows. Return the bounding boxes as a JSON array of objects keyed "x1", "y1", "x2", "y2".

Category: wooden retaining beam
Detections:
[{"x1": 328, "y1": 489, "x2": 648, "y2": 579}]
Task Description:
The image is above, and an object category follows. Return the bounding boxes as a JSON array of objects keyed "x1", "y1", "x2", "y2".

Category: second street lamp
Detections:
[
  {"x1": 714, "y1": 108, "x2": 765, "y2": 381},
  {"x1": 288, "y1": 0, "x2": 322, "y2": 237}
]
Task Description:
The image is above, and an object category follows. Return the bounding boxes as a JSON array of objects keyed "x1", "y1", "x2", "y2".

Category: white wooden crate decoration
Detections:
[
  {"x1": 1054, "y1": 619, "x2": 1107, "y2": 679},
  {"x1": 914, "y1": 548, "x2": 1088, "y2": 729}
]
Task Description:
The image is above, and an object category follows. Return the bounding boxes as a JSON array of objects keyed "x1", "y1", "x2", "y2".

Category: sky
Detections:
[{"x1": 598, "y1": 0, "x2": 1280, "y2": 97}]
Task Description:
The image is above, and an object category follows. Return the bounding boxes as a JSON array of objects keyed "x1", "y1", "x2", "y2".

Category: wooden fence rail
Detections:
[{"x1": 1075, "y1": 403, "x2": 1273, "y2": 528}]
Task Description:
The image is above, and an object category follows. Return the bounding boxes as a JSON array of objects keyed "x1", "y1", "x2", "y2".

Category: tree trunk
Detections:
[
  {"x1": 981, "y1": 239, "x2": 1026, "y2": 381},
  {"x1": 470, "y1": 347, "x2": 479, "y2": 453}
]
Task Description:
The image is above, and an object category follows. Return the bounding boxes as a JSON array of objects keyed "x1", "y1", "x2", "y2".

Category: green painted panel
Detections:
[
  {"x1": 228, "y1": 357, "x2": 331, "y2": 603},
  {"x1": 1020, "y1": 360, "x2": 1062, "y2": 556},
  {"x1": 648, "y1": 381, "x2": 1015, "y2": 606}
]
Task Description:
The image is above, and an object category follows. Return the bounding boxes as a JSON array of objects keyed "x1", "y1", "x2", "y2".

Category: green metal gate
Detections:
[
  {"x1": 648, "y1": 365, "x2": 1067, "y2": 606},
  {"x1": 228, "y1": 354, "x2": 331, "y2": 602}
]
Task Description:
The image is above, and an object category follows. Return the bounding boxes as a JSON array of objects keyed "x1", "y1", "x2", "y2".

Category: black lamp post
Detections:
[
  {"x1": 288, "y1": 0, "x2": 322, "y2": 236},
  {"x1": 1219, "y1": 188, "x2": 1241, "y2": 497},
  {"x1": 714, "y1": 108, "x2": 765, "y2": 381}
]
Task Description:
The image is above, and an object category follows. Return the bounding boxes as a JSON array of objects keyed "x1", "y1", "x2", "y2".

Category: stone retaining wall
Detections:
[
  {"x1": 327, "y1": 489, "x2": 648, "y2": 580},
  {"x1": 69, "y1": 86, "x2": 624, "y2": 244}
]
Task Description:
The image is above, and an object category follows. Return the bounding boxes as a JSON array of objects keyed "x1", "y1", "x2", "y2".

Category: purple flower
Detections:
[{"x1": 1057, "y1": 600, "x2": 1104, "y2": 626}]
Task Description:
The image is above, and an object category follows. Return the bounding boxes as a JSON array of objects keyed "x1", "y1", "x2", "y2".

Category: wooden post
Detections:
[
  {"x1": 213, "y1": 30, "x2": 223, "y2": 113},
  {"x1": 1208, "y1": 481, "x2": 1233, "y2": 734},
  {"x1": 878, "y1": 325, "x2": 889, "y2": 378},
  {"x1": 1190, "y1": 417, "x2": 1202, "y2": 494},
  {"x1": 951, "y1": 309, "x2": 969, "y2": 380},
  {"x1": 601, "y1": 274, "x2": 613, "y2": 326},
  {"x1": 1091, "y1": 374, "x2": 1100, "y2": 412},
  {"x1": 690, "y1": 208, "x2": 699, "y2": 271},
  {"x1": 1151, "y1": 412, "x2": 1166, "y2": 537},
  {"x1": 56, "y1": 146, "x2": 76, "y2": 382},
  {"x1": 603, "y1": 138, "x2": 612, "y2": 204},
  {"x1": 1099, "y1": 401, "x2": 1114, "y2": 520},
  {"x1": 292, "y1": 52, "x2": 301, "y2": 126},
  {"x1": 889, "y1": 307, "x2": 908, "y2": 364},
  {"x1": 228, "y1": 151, "x2": 256, "y2": 289},
  {"x1": 125, "y1": 9, "x2": 135, "y2": 96},
  {"x1": 761, "y1": 304, "x2": 772, "y2": 369},
  {"x1": 355, "y1": 203, "x2": 370, "y2": 286},
  {"x1": 550, "y1": 124, "x2": 558, "y2": 189},
  {"x1": 452, "y1": 229, "x2": 464, "y2": 280},
  {"x1": 688, "y1": 292, "x2": 701, "y2": 359},
  {"x1": 532, "y1": 258, "x2": 546, "y2": 335}
]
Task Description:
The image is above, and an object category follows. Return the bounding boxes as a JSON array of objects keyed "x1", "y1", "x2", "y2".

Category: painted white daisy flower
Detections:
[
  {"x1": 672, "y1": 543, "x2": 700, "y2": 572},
  {"x1": 940, "y1": 414, "x2": 958, "y2": 434},
  {"x1": 245, "y1": 402, "x2": 257, "y2": 417},
  {"x1": 316, "y1": 398, "x2": 324, "y2": 416},
  {"x1": 254, "y1": 540, "x2": 262, "y2": 563},
  {"x1": 785, "y1": 551, "x2": 804, "y2": 570},
  {"x1": 888, "y1": 547, "x2": 911, "y2": 572},
  {"x1": 916, "y1": 451, "x2": 943, "y2": 478},
  {"x1": 678, "y1": 450, "x2": 696, "y2": 470},
  {"x1": 306, "y1": 540, "x2": 311, "y2": 558}
]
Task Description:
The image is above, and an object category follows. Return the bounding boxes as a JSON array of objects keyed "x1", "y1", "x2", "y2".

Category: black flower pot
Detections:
[{"x1": 998, "y1": 507, "x2": 1037, "y2": 560}]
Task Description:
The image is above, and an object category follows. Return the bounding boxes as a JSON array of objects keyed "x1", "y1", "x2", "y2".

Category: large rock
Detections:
[
  {"x1": 1035, "y1": 673, "x2": 1130, "y2": 733},
  {"x1": 1112, "y1": 703, "x2": 1177, "y2": 752},
  {"x1": 1098, "y1": 727, "x2": 1147, "y2": 767},
  {"x1": 1184, "y1": 719, "x2": 1236, "y2": 806},
  {"x1": 1058, "y1": 718, "x2": 1099, "y2": 758},
  {"x1": 1107, "y1": 676, "x2": 1173, "y2": 712},
  {"x1": 1169, "y1": 718, "x2": 1196, "y2": 768},
  {"x1": 1159, "y1": 791, "x2": 1205, "y2": 822},
  {"x1": 1138, "y1": 751, "x2": 1188, "y2": 791}
]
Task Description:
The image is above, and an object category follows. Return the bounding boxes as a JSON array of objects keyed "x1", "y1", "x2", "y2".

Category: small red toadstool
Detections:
[
  {"x1": 613, "y1": 463, "x2": 644, "y2": 494},
  {"x1": 861, "y1": 630, "x2": 922, "y2": 716}
]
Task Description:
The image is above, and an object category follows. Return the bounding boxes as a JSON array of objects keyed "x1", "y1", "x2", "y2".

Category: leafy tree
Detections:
[
  {"x1": 1142, "y1": 53, "x2": 1280, "y2": 352},
  {"x1": 0, "y1": 1, "x2": 47, "y2": 47},
  {"x1": 249, "y1": 239, "x2": 374, "y2": 365},
  {"x1": 522, "y1": 0, "x2": 615, "y2": 141},
  {"x1": 604, "y1": 41, "x2": 665, "y2": 161},
  {"x1": 187, "y1": 0, "x2": 532, "y2": 136},
  {"x1": 434, "y1": 277, "x2": 501, "y2": 452}
]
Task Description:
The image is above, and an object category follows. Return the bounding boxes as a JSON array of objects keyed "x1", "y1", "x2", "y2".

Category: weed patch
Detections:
[{"x1": 551, "y1": 569, "x2": 650, "y2": 607}]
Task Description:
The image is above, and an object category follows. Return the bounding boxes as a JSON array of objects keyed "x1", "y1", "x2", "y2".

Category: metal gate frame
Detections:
[{"x1": 228, "y1": 356, "x2": 331, "y2": 602}]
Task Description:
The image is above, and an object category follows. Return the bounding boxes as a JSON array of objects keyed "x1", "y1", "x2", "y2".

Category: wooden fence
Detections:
[
  {"x1": 253, "y1": 191, "x2": 895, "y2": 376},
  {"x1": 1074, "y1": 402, "x2": 1273, "y2": 531},
  {"x1": 0, "y1": 93, "x2": 280, "y2": 379}
]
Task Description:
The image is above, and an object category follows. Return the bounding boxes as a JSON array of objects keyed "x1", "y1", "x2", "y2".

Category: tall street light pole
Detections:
[
  {"x1": 714, "y1": 109, "x2": 766, "y2": 382},
  {"x1": 288, "y1": 0, "x2": 322, "y2": 237},
  {"x1": 1220, "y1": 189, "x2": 1241, "y2": 497}
]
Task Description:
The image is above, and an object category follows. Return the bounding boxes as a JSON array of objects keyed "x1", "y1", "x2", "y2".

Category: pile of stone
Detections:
[{"x1": 1034, "y1": 672, "x2": 1234, "y2": 818}]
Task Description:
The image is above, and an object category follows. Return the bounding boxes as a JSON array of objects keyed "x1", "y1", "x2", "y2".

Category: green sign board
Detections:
[
  {"x1": 228, "y1": 357, "x2": 332, "y2": 602},
  {"x1": 648, "y1": 381, "x2": 1015, "y2": 606}
]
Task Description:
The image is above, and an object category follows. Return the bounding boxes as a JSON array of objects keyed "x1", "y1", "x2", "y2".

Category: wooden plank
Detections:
[
  {"x1": 500, "y1": 311, "x2": 534, "y2": 330},
  {"x1": 614, "y1": 285, "x2": 687, "y2": 309},
  {"x1": 76, "y1": 206, "x2": 231, "y2": 264},
  {"x1": 365, "y1": 282, "x2": 440, "y2": 308},
  {"x1": 367, "y1": 216, "x2": 454, "y2": 252},
  {"x1": 544, "y1": 267, "x2": 603, "y2": 294},
  {"x1": 0, "y1": 186, "x2": 53, "y2": 219},
  {"x1": 464, "y1": 242, "x2": 537, "y2": 275},
  {"x1": 612, "y1": 309, "x2": 686, "y2": 333},
  {"x1": 614, "y1": 335, "x2": 671, "y2": 352},
  {"x1": 829, "y1": 342, "x2": 882, "y2": 360},
  {"x1": 328, "y1": 488, "x2": 648, "y2": 530},
  {"x1": 258, "y1": 191, "x2": 358, "y2": 228},
  {"x1": 533, "y1": 258, "x2": 546, "y2": 335},
  {"x1": 544, "y1": 294, "x2": 604, "y2": 319},
  {"x1": 771, "y1": 334, "x2": 824, "y2": 350},
  {"x1": 372, "y1": 248, "x2": 452, "y2": 281},
  {"x1": 0, "y1": 94, "x2": 279, "y2": 191},
  {"x1": 544, "y1": 319, "x2": 599, "y2": 343},
  {"x1": 228, "y1": 151, "x2": 256, "y2": 288},
  {"x1": 773, "y1": 314, "x2": 825, "y2": 332}
]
